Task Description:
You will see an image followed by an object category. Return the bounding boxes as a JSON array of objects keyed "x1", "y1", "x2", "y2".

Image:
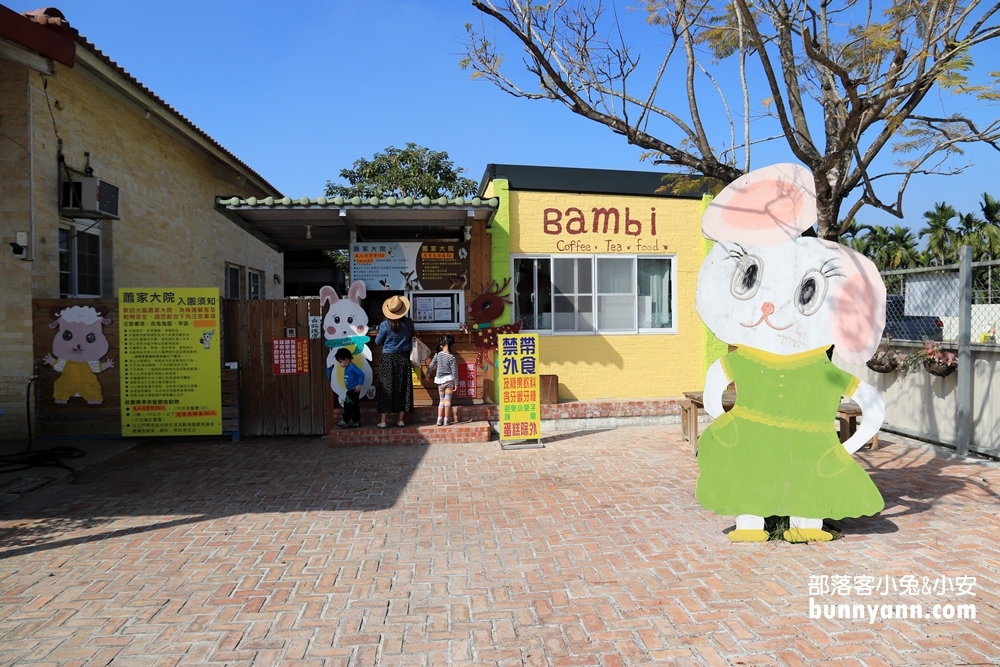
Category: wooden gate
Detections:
[{"x1": 222, "y1": 298, "x2": 331, "y2": 436}]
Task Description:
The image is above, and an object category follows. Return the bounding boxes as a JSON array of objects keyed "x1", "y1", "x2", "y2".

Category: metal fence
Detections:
[
  {"x1": 881, "y1": 257, "x2": 1000, "y2": 345},
  {"x1": 875, "y1": 247, "x2": 991, "y2": 456}
]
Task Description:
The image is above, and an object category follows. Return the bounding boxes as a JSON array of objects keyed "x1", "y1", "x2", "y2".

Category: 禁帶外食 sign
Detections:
[{"x1": 498, "y1": 332, "x2": 541, "y2": 441}]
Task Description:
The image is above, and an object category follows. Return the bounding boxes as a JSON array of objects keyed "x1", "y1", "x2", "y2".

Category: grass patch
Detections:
[{"x1": 764, "y1": 516, "x2": 843, "y2": 541}]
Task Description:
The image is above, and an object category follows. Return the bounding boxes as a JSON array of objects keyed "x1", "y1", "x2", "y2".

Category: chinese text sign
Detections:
[
  {"x1": 272, "y1": 338, "x2": 310, "y2": 375},
  {"x1": 498, "y1": 333, "x2": 541, "y2": 441},
  {"x1": 119, "y1": 288, "x2": 222, "y2": 436}
]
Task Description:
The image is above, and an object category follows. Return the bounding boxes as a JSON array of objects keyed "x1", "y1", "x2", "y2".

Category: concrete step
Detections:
[{"x1": 329, "y1": 420, "x2": 493, "y2": 447}]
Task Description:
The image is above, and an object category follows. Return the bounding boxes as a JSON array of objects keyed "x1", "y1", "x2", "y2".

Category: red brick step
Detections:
[
  {"x1": 328, "y1": 399, "x2": 687, "y2": 445},
  {"x1": 329, "y1": 421, "x2": 493, "y2": 447}
]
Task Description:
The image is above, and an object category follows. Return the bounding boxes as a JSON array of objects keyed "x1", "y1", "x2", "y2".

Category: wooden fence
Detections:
[
  {"x1": 30, "y1": 296, "x2": 492, "y2": 439},
  {"x1": 222, "y1": 298, "x2": 331, "y2": 436}
]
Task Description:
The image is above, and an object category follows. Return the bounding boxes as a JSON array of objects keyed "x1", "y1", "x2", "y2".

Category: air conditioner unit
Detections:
[{"x1": 60, "y1": 176, "x2": 120, "y2": 219}]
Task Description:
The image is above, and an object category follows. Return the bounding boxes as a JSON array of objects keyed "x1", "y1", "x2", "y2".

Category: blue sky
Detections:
[{"x1": 12, "y1": 0, "x2": 1000, "y2": 235}]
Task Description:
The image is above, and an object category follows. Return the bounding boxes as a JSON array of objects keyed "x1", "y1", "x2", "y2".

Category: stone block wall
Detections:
[{"x1": 0, "y1": 56, "x2": 283, "y2": 439}]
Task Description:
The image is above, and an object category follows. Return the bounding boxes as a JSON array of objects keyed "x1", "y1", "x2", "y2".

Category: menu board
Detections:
[
  {"x1": 118, "y1": 287, "x2": 221, "y2": 436},
  {"x1": 498, "y1": 333, "x2": 541, "y2": 441},
  {"x1": 272, "y1": 338, "x2": 310, "y2": 375},
  {"x1": 411, "y1": 291, "x2": 462, "y2": 327},
  {"x1": 351, "y1": 241, "x2": 470, "y2": 291},
  {"x1": 415, "y1": 243, "x2": 470, "y2": 289}
]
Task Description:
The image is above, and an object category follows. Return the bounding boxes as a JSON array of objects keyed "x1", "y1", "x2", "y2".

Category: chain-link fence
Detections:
[
  {"x1": 880, "y1": 259, "x2": 1000, "y2": 344},
  {"x1": 970, "y1": 260, "x2": 1000, "y2": 343}
]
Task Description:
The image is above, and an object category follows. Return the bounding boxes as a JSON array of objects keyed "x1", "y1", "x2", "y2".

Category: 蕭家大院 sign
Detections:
[
  {"x1": 350, "y1": 241, "x2": 470, "y2": 291},
  {"x1": 119, "y1": 288, "x2": 221, "y2": 436}
]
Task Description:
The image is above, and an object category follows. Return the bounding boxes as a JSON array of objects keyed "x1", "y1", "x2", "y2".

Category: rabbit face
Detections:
[
  {"x1": 698, "y1": 237, "x2": 845, "y2": 355},
  {"x1": 325, "y1": 301, "x2": 367, "y2": 339},
  {"x1": 321, "y1": 282, "x2": 369, "y2": 339},
  {"x1": 696, "y1": 163, "x2": 886, "y2": 364}
]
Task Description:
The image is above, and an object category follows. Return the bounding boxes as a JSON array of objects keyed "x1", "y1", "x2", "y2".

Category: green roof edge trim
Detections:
[{"x1": 215, "y1": 195, "x2": 500, "y2": 209}]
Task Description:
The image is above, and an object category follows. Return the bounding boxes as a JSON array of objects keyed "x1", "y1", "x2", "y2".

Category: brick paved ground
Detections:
[{"x1": 0, "y1": 427, "x2": 997, "y2": 666}]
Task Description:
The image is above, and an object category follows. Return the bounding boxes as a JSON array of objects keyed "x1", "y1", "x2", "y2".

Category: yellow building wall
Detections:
[{"x1": 504, "y1": 189, "x2": 710, "y2": 400}]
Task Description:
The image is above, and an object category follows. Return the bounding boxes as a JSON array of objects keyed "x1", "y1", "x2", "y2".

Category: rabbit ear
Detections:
[
  {"x1": 320, "y1": 285, "x2": 339, "y2": 306},
  {"x1": 703, "y1": 163, "x2": 816, "y2": 246},
  {"x1": 347, "y1": 281, "x2": 366, "y2": 303},
  {"x1": 819, "y1": 240, "x2": 887, "y2": 364}
]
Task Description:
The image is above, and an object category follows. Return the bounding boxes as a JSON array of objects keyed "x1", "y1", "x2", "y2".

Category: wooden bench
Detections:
[{"x1": 681, "y1": 391, "x2": 877, "y2": 455}]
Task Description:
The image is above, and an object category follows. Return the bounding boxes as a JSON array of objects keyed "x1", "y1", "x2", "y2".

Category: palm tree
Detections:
[
  {"x1": 981, "y1": 193, "x2": 1000, "y2": 225},
  {"x1": 884, "y1": 225, "x2": 920, "y2": 269},
  {"x1": 977, "y1": 194, "x2": 1000, "y2": 261},
  {"x1": 955, "y1": 212, "x2": 988, "y2": 258},
  {"x1": 839, "y1": 219, "x2": 875, "y2": 258},
  {"x1": 840, "y1": 219, "x2": 872, "y2": 244},
  {"x1": 918, "y1": 203, "x2": 958, "y2": 265},
  {"x1": 977, "y1": 193, "x2": 1000, "y2": 303}
]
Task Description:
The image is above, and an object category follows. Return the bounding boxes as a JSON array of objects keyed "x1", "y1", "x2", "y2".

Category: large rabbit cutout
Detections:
[
  {"x1": 322, "y1": 281, "x2": 376, "y2": 405},
  {"x1": 695, "y1": 164, "x2": 886, "y2": 543}
]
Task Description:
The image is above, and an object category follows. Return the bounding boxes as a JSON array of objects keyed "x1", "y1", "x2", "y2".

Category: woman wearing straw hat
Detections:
[{"x1": 374, "y1": 295, "x2": 415, "y2": 427}]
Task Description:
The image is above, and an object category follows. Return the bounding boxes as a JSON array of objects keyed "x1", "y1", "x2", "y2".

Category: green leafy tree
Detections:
[
  {"x1": 853, "y1": 223, "x2": 919, "y2": 270},
  {"x1": 840, "y1": 220, "x2": 873, "y2": 253},
  {"x1": 919, "y1": 202, "x2": 959, "y2": 265},
  {"x1": 326, "y1": 143, "x2": 479, "y2": 200},
  {"x1": 884, "y1": 226, "x2": 921, "y2": 270},
  {"x1": 463, "y1": 0, "x2": 1000, "y2": 240},
  {"x1": 976, "y1": 193, "x2": 1000, "y2": 260},
  {"x1": 978, "y1": 193, "x2": 1000, "y2": 301},
  {"x1": 981, "y1": 193, "x2": 1000, "y2": 225}
]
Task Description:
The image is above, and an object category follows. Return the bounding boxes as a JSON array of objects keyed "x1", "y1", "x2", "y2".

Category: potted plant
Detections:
[
  {"x1": 866, "y1": 336, "x2": 900, "y2": 373},
  {"x1": 922, "y1": 342, "x2": 958, "y2": 377}
]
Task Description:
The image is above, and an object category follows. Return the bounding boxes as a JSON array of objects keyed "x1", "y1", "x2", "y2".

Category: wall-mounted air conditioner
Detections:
[{"x1": 60, "y1": 176, "x2": 120, "y2": 219}]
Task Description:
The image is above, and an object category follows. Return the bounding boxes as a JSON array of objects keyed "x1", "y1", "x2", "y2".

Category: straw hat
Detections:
[{"x1": 382, "y1": 295, "x2": 410, "y2": 320}]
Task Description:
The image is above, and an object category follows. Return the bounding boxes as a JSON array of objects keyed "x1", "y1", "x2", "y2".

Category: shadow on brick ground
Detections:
[
  {"x1": 830, "y1": 443, "x2": 1000, "y2": 535},
  {"x1": 0, "y1": 436, "x2": 427, "y2": 558}
]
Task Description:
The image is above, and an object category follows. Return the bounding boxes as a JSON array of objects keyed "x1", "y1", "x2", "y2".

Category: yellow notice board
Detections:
[
  {"x1": 498, "y1": 332, "x2": 541, "y2": 441},
  {"x1": 119, "y1": 288, "x2": 222, "y2": 436}
]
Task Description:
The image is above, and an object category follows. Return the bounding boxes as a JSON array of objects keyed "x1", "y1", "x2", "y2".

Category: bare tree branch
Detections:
[{"x1": 464, "y1": 0, "x2": 1000, "y2": 239}]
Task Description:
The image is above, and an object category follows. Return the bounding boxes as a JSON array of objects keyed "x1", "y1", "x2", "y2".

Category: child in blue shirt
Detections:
[{"x1": 335, "y1": 347, "x2": 365, "y2": 428}]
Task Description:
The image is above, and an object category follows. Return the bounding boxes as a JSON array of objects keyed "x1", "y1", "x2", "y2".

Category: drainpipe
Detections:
[
  {"x1": 956, "y1": 245, "x2": 972, "y2": 457},
  {"x1": 27, "y1": 77, "x2": 36, "y2": 263}
]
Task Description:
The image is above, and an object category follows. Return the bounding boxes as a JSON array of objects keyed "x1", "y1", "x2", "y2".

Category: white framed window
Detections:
[
  {"x1": 637, "y1": 257, "x2": 673, "y2": 331},
  {"x1": 59, "y1": 219, "x2": 102, "y2": 297},
  {"x1": 225, "y1": 264, "x2": 242, "y2": 299},
  {"x1": 552, "y1": 256, "x2": 594, "y2": 333},
  {"x1": 596, "y1": 256, "x2": 635, "y2": 331},
  {"x1": 511, "y1": 254, "x2": 676, "y2": 335},
  {"x1": 513, "y1": 257, "x2": 552, "y2": 330},
  {"x1": 248, "y1": 269, "x2": 263, "y2": 300}
]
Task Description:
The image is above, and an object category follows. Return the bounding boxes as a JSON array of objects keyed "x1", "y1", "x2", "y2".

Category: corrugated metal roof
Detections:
[{"x1": 215, "y1": 195, "x2": 499, "y2": 252}]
